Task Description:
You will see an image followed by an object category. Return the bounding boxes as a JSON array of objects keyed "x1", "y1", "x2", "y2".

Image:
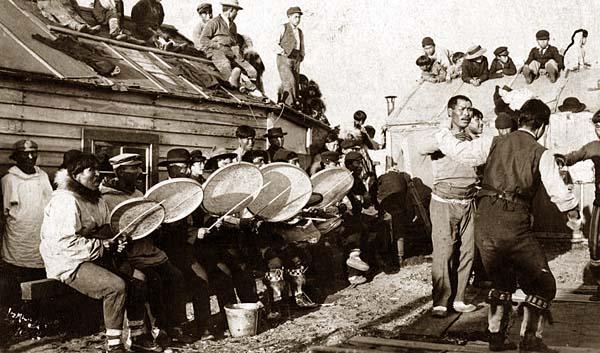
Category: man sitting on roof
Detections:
[
  {"x1": 199, "y1": 1, "x2": 261, "y2": 94},
  {"x1": 37, "y1": 0, "x2": 101, "y2": 34}
]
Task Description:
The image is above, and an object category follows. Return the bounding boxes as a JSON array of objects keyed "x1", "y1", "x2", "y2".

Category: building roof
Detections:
[
  {"x1": 387, "y1": 68, "x2": 600, "y2": 126},
  {"x1": 0, "y1": 0, "x2": 329, "y2": 129}
]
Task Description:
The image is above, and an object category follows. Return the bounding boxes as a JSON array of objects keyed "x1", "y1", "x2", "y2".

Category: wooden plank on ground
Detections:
[
  {"x1": 21, "y1": 279, "x2": 75, "y2": 301},
  {"x1": 445, "y1": 304, "x2": 488, "y2": 336},
  {"x1": 393, "y1": 309, "x2": 460, "y2": 337}
]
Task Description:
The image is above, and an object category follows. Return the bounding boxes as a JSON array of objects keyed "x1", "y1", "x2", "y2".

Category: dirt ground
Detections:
[{"x1": 5, "y1": 242, "x2": 589, "y2": 353}]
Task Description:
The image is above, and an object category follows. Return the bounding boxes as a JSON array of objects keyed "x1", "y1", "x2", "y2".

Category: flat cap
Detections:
[
  {"x1": 13, "y1": 139, "x2": 38, "y2": 152},
  {"x1": 320, "y1": 151, "x2": 340, "y2": 164},
  {"x1": 344, "y1": 151, "x2": 363, "y2": 163},
  {"x1": 493, "y1": 46, "x2": 509, "y2": 56},
  {"x1": 109, "y1": 153, "x2": 143, "y2": 170},
  {"x1": 421, "y1": 36, "x2": 435, "y2": 47},
  {"x1": 287, "y1": 6, "x2": 302, "y2": 16},
  {"x1": 197, "y1": 2, "x2": 212, "y2": 13}
]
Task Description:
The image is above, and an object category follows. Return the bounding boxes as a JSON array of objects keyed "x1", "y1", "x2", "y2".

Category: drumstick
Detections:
[
  {"x1": 111, "y1": 200, "x2": 166, "y2": 241},
  {"x1": 207, "y1": 181, "x2": 272, "y2": 231},
  {"x1": 253, "y1": 185, "x2": 292, "y2": 216}
]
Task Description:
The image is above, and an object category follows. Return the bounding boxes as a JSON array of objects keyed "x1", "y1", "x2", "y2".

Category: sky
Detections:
[{"x1": 83, "y1": 0, "x2": 600, "y2": 134}]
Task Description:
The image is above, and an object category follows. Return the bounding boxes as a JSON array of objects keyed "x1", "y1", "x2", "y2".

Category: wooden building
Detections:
[
  {"x1": 385, "y1": 69, "x2": 600, "y2": 241},
  {"x1": 0, "y1": 0, "x2": 329, "y2": 189}
]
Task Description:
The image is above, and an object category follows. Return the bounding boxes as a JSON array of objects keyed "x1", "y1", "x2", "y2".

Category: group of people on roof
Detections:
[
  {"x1": 417, "y1": 29, "x2": 590, "y2": 86},
  {"x1": 35, "y1": 0, "x2": 322, "y2": 119},
  {"x1": 0, "y1": 109, "x2": 407, "y2": 352}
]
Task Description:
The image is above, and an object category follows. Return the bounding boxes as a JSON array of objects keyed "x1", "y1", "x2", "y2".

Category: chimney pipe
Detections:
[{"x1": 385, "y1": 95, "x2": 397, "y2": 116}]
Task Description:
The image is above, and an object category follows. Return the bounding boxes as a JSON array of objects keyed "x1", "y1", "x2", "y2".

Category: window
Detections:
[{"x1": 83, "y1": 128, "x2": 159, "y2": 192}]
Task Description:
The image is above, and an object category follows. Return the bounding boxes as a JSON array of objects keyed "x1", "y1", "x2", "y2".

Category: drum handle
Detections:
[
  {"x1": 111, "y1": 200, "x2": 166, "y2": 241},
  {"x1": 207, "y1": 181, "x2": 272, "y2": 231}
]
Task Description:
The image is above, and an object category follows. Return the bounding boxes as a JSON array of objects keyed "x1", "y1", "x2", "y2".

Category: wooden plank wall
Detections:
[{"x1": 0, "y1": 78, "x2": 269, "y2": 182}]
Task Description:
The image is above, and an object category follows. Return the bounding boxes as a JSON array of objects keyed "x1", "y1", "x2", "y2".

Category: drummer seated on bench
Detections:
[{"x1": 100, "y1": 153, "x2": 198, "y2": 345}]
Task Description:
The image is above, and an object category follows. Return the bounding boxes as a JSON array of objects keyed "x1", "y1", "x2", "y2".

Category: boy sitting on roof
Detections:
[
  {"x1": 462, "y1": 45, "x2": 489, "y2": 86},
  {"x1": 523, "y1": 30, "x2": 564, "y2": 84},
  {"x1": 416, "y1": 55, "x2": 447, "y2": 83},
  {"x1": 131, "y1": 0, "x2": 178, "y2": 50},
  {"x1": 37, "y1": 0, "x2": 101, "y2": 34},
  {"x1": 489, "y1": 46, "x2": 517, "y2": 79}
]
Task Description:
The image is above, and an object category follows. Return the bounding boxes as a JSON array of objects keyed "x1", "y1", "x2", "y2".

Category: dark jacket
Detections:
[
  {"x1": 524, "y1": 45, "x2": 564, "y2": 70},
  {"x1": 131, "y1": 0, "x2": 164, "y2": 40},
  {"x1": 462, "y1": 57, "x2": 489, "y2": 83},
  {"x1": 489, "y1": 57, "x2": 517, "y2": 79},
  {"x1": 279, "y1": 23, "x2": 304, "y2": 61}
]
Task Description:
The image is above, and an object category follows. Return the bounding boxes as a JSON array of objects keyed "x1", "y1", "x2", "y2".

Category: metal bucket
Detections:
[{"x1": 224, "y1": 303, "x2": 260, "y2": 337}]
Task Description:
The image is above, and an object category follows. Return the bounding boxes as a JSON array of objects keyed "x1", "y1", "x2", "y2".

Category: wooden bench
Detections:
[{"x1": 20, "y1": 278, "x2": 77, "y2": 301}]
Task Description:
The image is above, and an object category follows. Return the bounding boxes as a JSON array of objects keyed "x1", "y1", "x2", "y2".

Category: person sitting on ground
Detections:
[
  {"x1": 416, "y1": 55, "x2": 447, "y2": 83},
  {"x1": 192, "y1": 3, "x2": 213, "y2": 50},
  {"x1": 40, "y1": 153, "x2": 150, "y2": 353},
  {"x1": 489, "y1": 46, "x2": 517, "y2": 79},
  {"x1": 467, "y1": 108, "x2": 484, "y2": 139},
  {"x1": 199, "y1": 0, "x2": 261, "y2": 95},
  {"x1": 447, "y1": 52, "x2": 465, "y2": 81},
  {"x1": 564, "y1": 29, "x2": 591, "y2": 72},
  {"x1": 495, "y1": 112, "x2": 517, "y2": 136},
  {"x1": 0, "y1": 140, "x2": 52, "y2": 338},
  {"x1": 421, "y1": 37, "x2": 452, "y2": 78},
  {"x1": 37, "y1": 0, "x2": 102, "y2": 34},
  {"x1": 462, "y1": 45, "x2": 489, "y2": 86},
  {"x1": 523, "y1": 29, "x2": 564, "y2": 84}
]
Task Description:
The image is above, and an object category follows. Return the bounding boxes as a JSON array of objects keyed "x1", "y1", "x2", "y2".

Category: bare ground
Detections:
[{"x1": 5, "y1": 243, "x2": 589, "y2": 353}]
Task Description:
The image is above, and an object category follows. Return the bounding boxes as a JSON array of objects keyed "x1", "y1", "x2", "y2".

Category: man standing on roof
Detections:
[
  {"x1": 418, "y1": 95, "x2": 478, "y2": 318},
  {"x1": 277, "y1": 6, "x2": 305, "y2": 107},
  {"x1": 0, "y1": 140, "x2": 52, "y2": 337},
  {"x1": 435, "y1": 99, "x2": 579, "y2": 353},
  {"x1": 192, "y1": 3, "x2": 213, "y2": 50},
  {"x1": 199, "y1": 1, "x2": 259, "y2": 92},
  {"x1": 232, "y1": 125, "x2": 256, "y2": 162}
]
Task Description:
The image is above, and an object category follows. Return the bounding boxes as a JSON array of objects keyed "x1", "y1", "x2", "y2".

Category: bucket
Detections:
[{"x1": 224, "y1": 303, "x2": 260, "y2": 337}]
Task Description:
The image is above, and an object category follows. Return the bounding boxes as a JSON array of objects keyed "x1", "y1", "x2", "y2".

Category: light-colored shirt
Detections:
[
  {"x1": 278, "y1": 23, "x2": 302, "y2": 53},
  {"x1": 1, "y1": 166, "x2": 53, "y2": 268},
  {"x1": 435, "y1": 128, "x2": 578, "y2": 212},
  {"x1": 192, "y1": 20, "x2": 208, "y2": 49}
]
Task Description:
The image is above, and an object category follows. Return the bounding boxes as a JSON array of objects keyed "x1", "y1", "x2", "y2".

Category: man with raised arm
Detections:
[{"x1": 435, "y1": 99, "x2": 579, "y2": 353}]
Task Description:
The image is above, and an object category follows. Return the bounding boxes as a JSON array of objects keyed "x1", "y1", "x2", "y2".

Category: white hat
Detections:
[
  {"x1": 220, "y1": 0, "x2": 243, "y2": 10},
  {"x1": 109, "y1": 153, "x2": 143, "y2": 170}
]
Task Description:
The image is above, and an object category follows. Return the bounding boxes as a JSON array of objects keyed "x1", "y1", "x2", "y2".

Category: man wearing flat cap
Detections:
[
  {"x1": 265, "y1": 127, "x2": 287, "y2": 162},
  {"x1": 199, "y1": 0, "x2": 259, "y2": 91},
  {"x1": 233, "y1": 125, "x2": 256, "y2": 162},
  {"x1": 0, "y1": 140, "x2": 52, "y2": 329},
  {"x1": 462, "y1": 45, "x2": 489, "y2": 86},
  {"x1": 277, "y1": 6, "x2": 305, "y2": 107},
  {"x1": 489, "y1": 46, "x2": 517, "y2": 79},
  {"x1": 192, "y1": 2, "x2": 213, "y2": 49},
  {"x1": 523, "y1": 29, "x2": 564, "y2": 84}
]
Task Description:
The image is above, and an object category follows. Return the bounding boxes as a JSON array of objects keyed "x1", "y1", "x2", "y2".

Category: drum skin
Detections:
[
  {"x1": 202, "y1": 162, "x2": 263, "y2": 216},
  {"x1": 145, "y1": 178, "x2": 204, "y2": 223},
  {"x1": 248, "y1": 162, "x2": 313, "y2": 222},
  {"x1": 110, "y1": 197, "x2": 165, "y2": 240},
  {"x1": 310, "y1": 167, "x2": 354, "y2": 209}
]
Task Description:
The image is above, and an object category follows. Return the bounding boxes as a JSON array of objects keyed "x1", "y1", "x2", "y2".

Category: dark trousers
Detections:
[
  {"x1": 475, "y1": 197, "x2": 556, "y2": 301},
  {"x1": 142, "y1": 261, "x2": 188, "y2": 330}
]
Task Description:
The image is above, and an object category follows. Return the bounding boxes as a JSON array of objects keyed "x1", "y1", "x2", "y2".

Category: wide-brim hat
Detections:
[
  {"x1": 465, "y1": 45, "x2": 487, "y2": 60},
  {"x1": 264, "y1": 127, "x2": 288, "y2": 138},
  {"x1": 558, "y1": 97, "x2": 586, "y2": 113},
  {"x1": 220, "y1": 0, "x2": 243, "y2": 10},
  {"x1": 190, "y1": 149, "x2": 207, "y2": 163},
  {"x1": 205, "y1": 147, "x2": 237, "y2": 171},
  {"x1": 158, "y1": 148, "x2": 190, "y2": 166}
]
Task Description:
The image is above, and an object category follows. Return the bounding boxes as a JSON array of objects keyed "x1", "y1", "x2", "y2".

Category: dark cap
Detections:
[
  {"x1": 536, "y1": 30, "x2": 550, "y2": 40},
  {"x1": 320, "y1": 151, "x2": 340, "y2": 164},
  {"x1": 353, "y1": 110, "x2": 367, "y2": 121},
  {"x1": 158, "y1": 148, "x2": 190, "y2": 166},
  {"x1": 287, "y1": 6, "x2": 302, "y2": 16},
  {"x1": 197, "y1": 2, "x2": 212, "y2": 13},
  {"x1": 273, "y1": 148, "x2": 298, "y2": 162},
  {"x1": 59, "y1": 149, "x2": 82, "y2": 169},
  {"x1": 421, "y1": 36, "x2": 435, "y2": 47},
  {"x1": 235, "y1": 125, "x2": 256, "y2": 139},
  {"x1": 493, "y1": 46, "x2": 509, "y2": 56},
  {"x1": 495, "y1": 113, "x2": 516, "y2": 129},
  {"x1": 344, "y1": 151, "x2": 363, "y2": 164},
  {"x1": 241, "y1": 149, "x2": 269, "y2": 163},
  {"x1": 340, "y1": 138, "x2": 361, "y2": 150}
]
